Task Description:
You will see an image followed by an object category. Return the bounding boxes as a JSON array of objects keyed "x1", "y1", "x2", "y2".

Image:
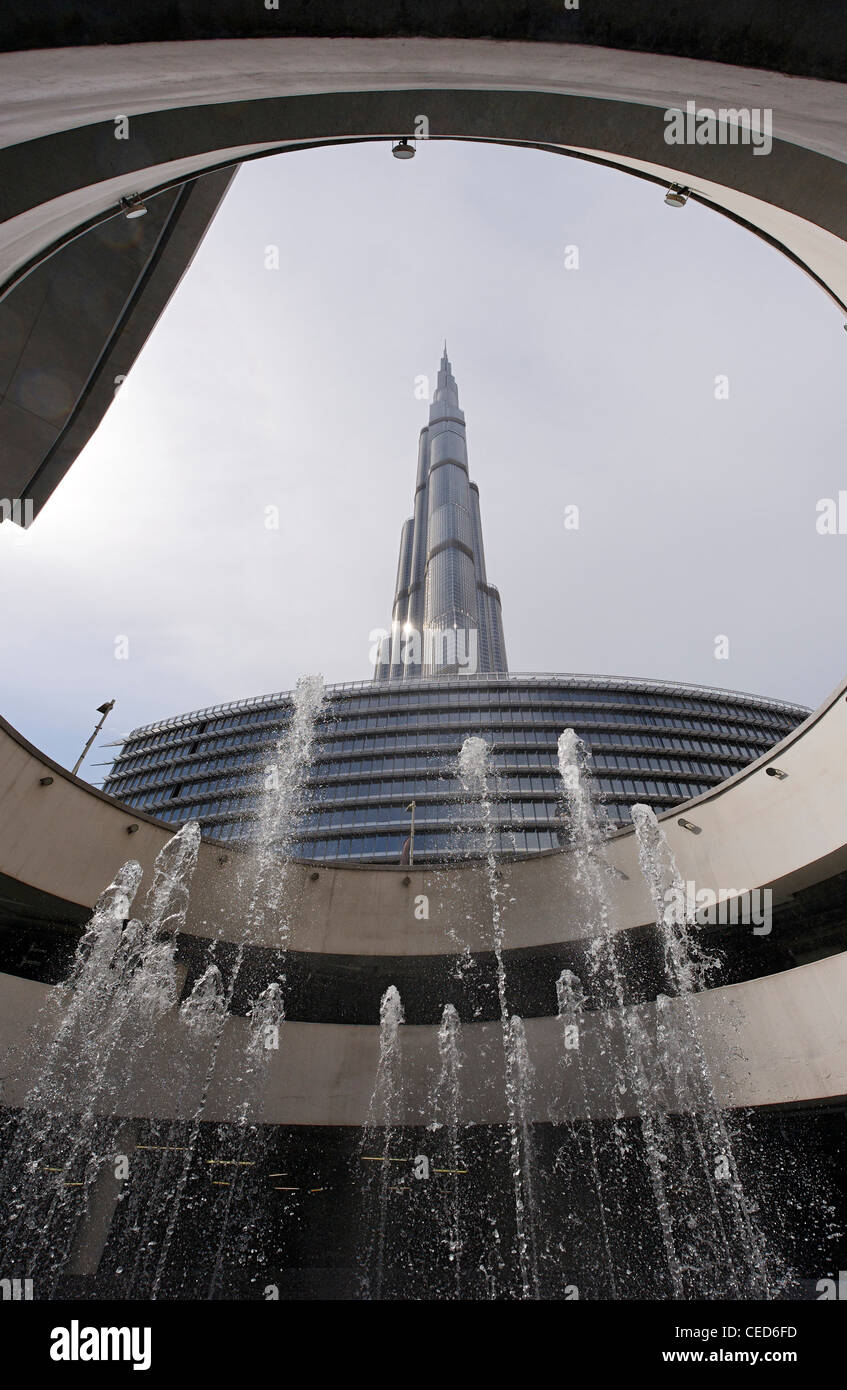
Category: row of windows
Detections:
[
  {"x1": 117, "y1": 708, "x2": 788, "y2": 775},
  {"x1": 327, "y1": 687, "x2": 791, "y2": 718},
  {"x1": 128, "y1": 771, "x2": 713, "y2": 823},
  {"x1": 590, "y1": 754, "x2": 736, "y2": 780},
  {"x1": 600, "y1": 777, "x2": 713, "y2": 800},
  {"x1": 299, "y1": 802, "x2": 564, "y2": 831},
  {"x1": 116, "y1": 686, "x2": 799, "y2": 760},
  {"x1": 164, "y1": 798, "x2": 660, "y2": 845},
  {"x1": 119, "y1": 706, "x2": 290, "y2": 756},
  {"x1": 230, "y1": 827, "x2": 565, "y2": 858},
  {"x1": 575, "y1": 731, "x2": 756, "y2": 758},
  {"x1": 112, "y1": 706, "x2": 789, "y2": 772},
  {"x1": 299, "y1": 761, "x2": 727, "y2": 805},
  {"x1": 320, "y1": 708, "x2": 791, "y2": 738},
  {"x1": 300, "y1": 783, "x2": 710, "y2": 828},
  {"x1": 142, "y1": 795, "x2": 563, "y2": 825},
  {"x1": 117, "y1": 711, "x2": 756, "y2": 795},
  {"x1": 108, "y1": 725, "x2": 768, "y2": 799},
  {"x1": 106, "y1": 727, "x2": 761, "y2": 791},
  {"x1": 312, "y1": 726, "x2": 760, "y2": 759},
  {"x1": 176, "y1": 775, "x2": 254, "y2": 799},
  {"x1": 110, "y1": 724, "x2": 305, "y2": 775},
  {"x1": 310, "y1": 738, "x2": 751, "y2": 775},
  {"x1": 298, "y1": 829, "x2": 566, "y2": 858}
]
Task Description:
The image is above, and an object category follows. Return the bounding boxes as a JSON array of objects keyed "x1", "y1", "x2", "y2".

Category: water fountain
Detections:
[
  {"x1": 359, "y1": 984, "x2": 406, "y2": 1300},
  {"x1": 430, "y1": 1003, "x2": 464, "y2": 1297},
  {"x1": 630, "y1": 802, "x2": 785, "y2": 1298},
  {"x1": 557, "y1": 729, "x2": 788, "y2": 1298},
  {"x1": 555, "y1": 968, "x2": 618, "y2": 1298},
  {"x1": 0, "y1": 819, "x2": 200, "y2": 1296},
  {"x1": 146, "y1": 672, "x2": 325, "y2": 1299},
  {"x1": 0, "y1": 675, "x2": 324, "y2": 1301},
  {"x1": 458, "y1": 734, "x2": 539, "y2": 1299},
  {"x1": 0, "y1": 696, "x2": 832, "y2": 1301}
]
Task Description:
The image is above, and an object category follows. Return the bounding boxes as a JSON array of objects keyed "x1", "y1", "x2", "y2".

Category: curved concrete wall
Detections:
[
  {"x1": 1, "y1": 679, "x2": 843, "y2": 1121},
  {"x1": 2, "y1": 946, "x2": 844, "y2": 1123},
  {"x1": 1, "y1": 674, "x2": 845, "y2": 957}
]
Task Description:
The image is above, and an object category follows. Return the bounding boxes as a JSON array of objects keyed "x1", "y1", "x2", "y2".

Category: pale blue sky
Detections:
[{"x1": 0, "y1": 138, "x2": 843, "y2": 780}]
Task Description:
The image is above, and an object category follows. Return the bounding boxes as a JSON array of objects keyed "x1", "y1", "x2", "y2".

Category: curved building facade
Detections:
[{"x1": 103, "y1": 673, "x2": 807, "y2": 861}]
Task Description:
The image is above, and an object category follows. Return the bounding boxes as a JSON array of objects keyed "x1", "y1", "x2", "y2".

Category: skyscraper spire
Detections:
[
  {"x1": 432, "y1": 344, "x2": 459, "y2": 411},
  {"x1": 375, "y1": 351, "x2": 508, "y2": 681}
]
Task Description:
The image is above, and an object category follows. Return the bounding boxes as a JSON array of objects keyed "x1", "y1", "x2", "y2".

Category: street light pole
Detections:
[
  {"x1": 72, "y1": 700, "x2": 115, "y2": 778},
  {"x1": 406, "y1": 800, "x2": 416, "y2": 866}
]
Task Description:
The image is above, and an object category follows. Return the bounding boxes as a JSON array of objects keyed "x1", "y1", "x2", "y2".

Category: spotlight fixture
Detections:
[
  {"x1": 391, "y1": 139, "x2": 415, "y2": 160},
  {"x1": 120, "y1": 194, "x2": 148, "y2": 219},
  {"x1": 126, "y1": 824, "x2": 140, "y2": 835},
  {"x1": 766, "y1": 767, "x2": 789, "y2": 780},
  {"x1": 39, "y1": 776, "x2": 54, "y2": 787},
  {"x1": 678, "y1": 817, "x2": 702, "y2": 834},
  {"x1": 664, "y1": 185, "x2": 690, "y2": 209}
]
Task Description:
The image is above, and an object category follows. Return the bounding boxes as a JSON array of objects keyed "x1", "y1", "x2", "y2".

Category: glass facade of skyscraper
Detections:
[{"x1": 374, "y1": 347, "x2": 506, "y2": 680}]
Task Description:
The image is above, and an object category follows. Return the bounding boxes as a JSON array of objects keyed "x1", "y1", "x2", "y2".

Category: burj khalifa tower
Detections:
[{"x1": 374, "y1": 347, "x2": 508, "y2": 681}]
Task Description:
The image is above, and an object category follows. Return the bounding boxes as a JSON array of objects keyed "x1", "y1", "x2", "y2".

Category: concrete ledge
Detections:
[{"x1": 2, "y1": 948, "x2": 844, "y2": 1124}]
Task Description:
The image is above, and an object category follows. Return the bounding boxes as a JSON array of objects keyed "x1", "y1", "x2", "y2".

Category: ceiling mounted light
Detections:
[
  {"x1": 120, "y1": 195, "x2": 148, "y2": 219},
  {"x1": 664, "y1": 185, "x2": 690, "y2": 209},
  {"x1": 391, "y1": 139, "x2": 415, "y2": 160},
  {"x1": 766, "y1": 767, "x2": 788, "y2": 780}
]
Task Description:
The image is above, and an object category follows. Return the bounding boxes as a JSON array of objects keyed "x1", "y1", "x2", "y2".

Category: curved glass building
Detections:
[
  {"x1": 103, "y1": 673, "x2": 808, "y2": 860},
  {"x1": 103, "y1": 352, "x2": 808, "y2": 860}
]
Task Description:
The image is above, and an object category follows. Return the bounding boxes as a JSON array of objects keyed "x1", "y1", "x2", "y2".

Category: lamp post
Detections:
[
  {"x1": 72, "y1": 700, "x2": 115, "y2": 778},
  {"x1": 406, "y1": 800, "x2": 416, "y2": 866}
]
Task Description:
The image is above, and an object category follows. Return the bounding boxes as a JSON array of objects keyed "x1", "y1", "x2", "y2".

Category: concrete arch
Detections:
[
  {"x1": 3, "y1": 42, "x2": 847, "y2": 301},
  {"x1": 2, "y1": 37, "x2": 846, "y2": 514}
]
